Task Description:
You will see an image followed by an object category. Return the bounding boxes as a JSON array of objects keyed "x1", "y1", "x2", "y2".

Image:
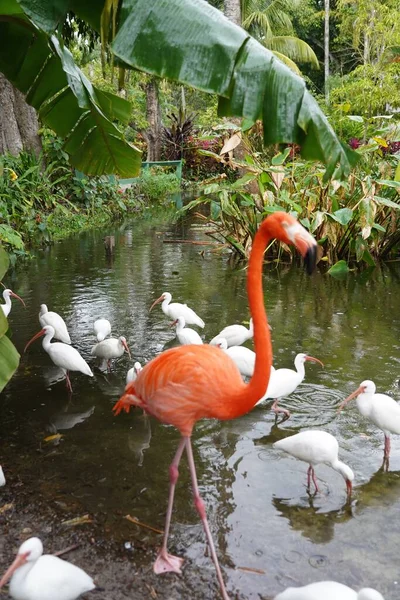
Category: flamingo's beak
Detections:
[
  {"x1": 122, "y1": 340, "x2": 131, "y2": 359},
  {"x1": 346, "y1": 479, "x2": 352, "y2": 497},
  {"x1": 10, "y1": 291, "x2": 26, "y2": 309},
  {"x1": 24, "y1": 329, "x2": 46, "y2": 353},
  {"x1": 288, "y1": 222, "x2": 318, "y2": 275},
  {"x1": 305, "y1": 355, "x2": 324, "y2": 367},
  {"x1": 337, "y1": 385, "x2": 365, "y2": 413},
  {"x1": 0, "y1": 552, "x2": 29, "y2": 588},
  {"x1": 149, "y1": 296, "x2": 163, "y2": 313}
]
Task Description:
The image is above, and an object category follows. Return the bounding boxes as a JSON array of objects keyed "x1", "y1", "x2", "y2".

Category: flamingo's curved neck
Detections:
[{"x1": 229, "y1": 222, "x2": 273, "y2": 417}]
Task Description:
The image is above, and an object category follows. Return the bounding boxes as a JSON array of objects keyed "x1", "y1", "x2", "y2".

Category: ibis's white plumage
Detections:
[
  {"x1": 0, "y1": 537, "x2": 95, "y2": 600},
  {"x1": 209, "y1": 319, "x2": 253, "y2": 347},
  {"x1": 35, "y1": 326, "x2": 92, "y2": 376},
  {"x1": 126, "y1": 361, "x2": 143, "y2": 384},
  {"x1": 93, "y1": 318, "x2": 111, "y2": 342},
  {"x1": 274, "y1": 430, "x2": 354, "y2": 494},
  {"x1": 173, "y1": 316, "x2": 203, "y2": 346},
  {"x1": 274, "y1": 581, "x2": 384, "y2": 600},
  {"x1": 39, "y1": 305, "x2": 71, "y2": 344},
  {"x1": 0, "y1": 465, "x2": 5, "y2": 487},
  {"x1": 150, "y1": 292, "x2": 205, "y2": 328}
]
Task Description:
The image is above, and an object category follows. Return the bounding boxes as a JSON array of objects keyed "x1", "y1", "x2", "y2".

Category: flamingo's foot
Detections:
[
  {"x1": 112, "y1": 397, "x2": 135, "y2": 415},
  {"x1": 153, "y1": 550, "x2": 184, "y2": 575}
]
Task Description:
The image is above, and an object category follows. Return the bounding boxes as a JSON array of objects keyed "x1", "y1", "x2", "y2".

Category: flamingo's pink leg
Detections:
[
  {"x1": 185, "y1": 437, "x2": 230, "y2": 600},
  {"x1": 154, "y1": 437, "x2": 186, "y2": 575}
]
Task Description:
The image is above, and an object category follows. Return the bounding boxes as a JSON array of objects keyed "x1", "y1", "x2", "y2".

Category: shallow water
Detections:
[{"x1": 1, "y1": 216, "x2": 400, "y2": 599}]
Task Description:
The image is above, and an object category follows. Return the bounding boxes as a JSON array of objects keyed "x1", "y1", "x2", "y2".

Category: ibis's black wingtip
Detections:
[{"x1": 304, "y1": 245, "x2": 318, "y2": 275}]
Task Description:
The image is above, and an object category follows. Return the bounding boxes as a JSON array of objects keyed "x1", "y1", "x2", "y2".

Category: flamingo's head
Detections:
[
  {"x1": 262, "y1": 212, "x2": 318, "y2": 274},
  {"x1": 0, "y1": 537, "x2": 43, "y2": 588}
]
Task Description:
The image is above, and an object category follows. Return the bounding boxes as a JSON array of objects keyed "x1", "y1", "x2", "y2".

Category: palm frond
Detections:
[
  {"x1": 270, "y1": 50, "x2": 301, "y2": 74},
  {"x1": 266, "y1": 36, "x2": 320, "y2": 68}
]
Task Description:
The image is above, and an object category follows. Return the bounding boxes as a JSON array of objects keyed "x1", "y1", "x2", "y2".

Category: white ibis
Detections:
[
  {"x1": 25, "y1": 325, "x2": 93, "y2": 393},
  {"x1": 93, "y1": 318, "x2": 111, "y2": 342},
  {"x1": 273, "y1": 430, "x2": 354, "y2": 496},
  {"x1": 149, "y1": 292, "x2": 205, "y2": 328},
  {"x1": 172, "y1": 316, "x2": 203, "y2": 345},
  {"x1": 91, "y1": 336, "x2": 131, "y2": 371},
  {"x1": 256, "y1": 353, "x2": 323, "y2": 418},
  {"x1": 0, "y1": 466, "x2": 5, "y2": 487},
  {"x1": 0, "y1": 537, "x2": 95, "y2": 600},
  {"x1": 1, "y1": 289, "x2": 25, "y2": 318},
  {"x1": 214, "y1": 337, "x2": 255, "y2": 377},
  {"x1": 338, "y1": 380, "x2": 400, "y2": 468},
  {"x1": 274, "y1": 581, "x2": 384, "y2": 600},
  {"x1": 209, "y1": 318, "x2": 253, "y2": 347},
  {"x1": 126, "y1": 361, "x2": 142, "y2": 384},
  {"x1": 39, "y1": 304, "x2": 71, "y2": 344}
]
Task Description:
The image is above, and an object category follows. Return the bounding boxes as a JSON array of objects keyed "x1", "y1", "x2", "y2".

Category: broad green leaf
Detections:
[
  {"x1": 376, "y1": 180, "x2": 400, "y2": 190},
  {"x1": 0, "y1": 334, "x2": 20, "y2": 392},
  {"x1": 271, "y1": 147, "x2": 291, "y2": 166},
  {"x1": 0, "y1": 15, "x2": 141, "y2": 176},
  {"x1": 347, "y1": 115, "x2": 364, "y2": 123},
  {"x1": 329, "y1": 208, "x2": 353, "y2": 226},
  {"x1": 0, "y1": 308, "x2": 8, "y2": 337},
  {"x1": 113, "y1": 0, "x2": 358, "y2": 180},
  {"x1": 0, "y1": 225, "x2": 24, "y2": 250},
  {"x1": 372, "y1": 223, "x2": 386, "y2": 233},
  {"x1": 311, "y1": 210, "x2": 325, "y2": 233},
  {"x1": 210, "y1": 200, "x2": 221, "y2": 221},
  {"x1": 355, "y1": 237, "x2": 366, "y2": 262},
  {"x1": 0, "y1": 245, "x2": 10, "y2": 280},
  {"x1": 373, "y1": 196, "x2": 400, "y2": 210},
  {"x1": 328, "y1": 260, "x2": 349, "y2": 277},
  {"x1": 362, "y1": 250, "x2": 376, "y2": 267},
  {"x1": 395, "y1": 163, "x2": 400, "y2": 183},
  {"x1": 17, "y1": 0, "x2": 69, "y2": 33}
]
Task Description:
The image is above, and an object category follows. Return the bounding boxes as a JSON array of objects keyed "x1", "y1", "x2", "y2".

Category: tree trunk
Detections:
[
  {"x1": 324, "y1": 0, "x2": 330, "y2": 105},
  {"x1": 223, "y1": 0, "x2": 241, "y2": 26},
  {"x1": 143, "y1": 77, "x2": 162, "y2": 162},
  {"x1": 0, "y1": 72, "x2": 41, "y2": 156}
]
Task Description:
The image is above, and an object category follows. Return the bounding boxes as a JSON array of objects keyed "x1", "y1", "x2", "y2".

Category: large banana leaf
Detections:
[
  {"x1": 12, "y1": 0, "x2": 358, "y2": 180},
  {"x1": 0, "y1": 246, "x2": 20, "y2": 392},
  {"x1": 0, "y1": 0, "x2": 141, "y2": 176},
  {"x1": 112, "y1": 0, "x2": 357, "y2": 180}
]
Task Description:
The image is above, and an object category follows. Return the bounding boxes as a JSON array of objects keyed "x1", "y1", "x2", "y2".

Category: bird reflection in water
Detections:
[
  {"x1": 47, "y1": 405, "x2": 95, "y2": 434},
  {"x1": 126, "y1": 414, "x2": 152, "y2": 467}
]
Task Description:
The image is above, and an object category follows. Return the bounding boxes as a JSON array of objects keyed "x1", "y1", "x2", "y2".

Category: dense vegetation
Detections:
[{"x1": 0, "y1": 0, "x2": 399, "y2": 268}]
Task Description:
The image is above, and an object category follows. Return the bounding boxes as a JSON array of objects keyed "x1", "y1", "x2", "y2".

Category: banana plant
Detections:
[
  {"x1": 0, "y1": 247, "x2": 20, "y2": 392},
  {"x1": 0, "y1": 0, "x2": 358, "y2": 179}
]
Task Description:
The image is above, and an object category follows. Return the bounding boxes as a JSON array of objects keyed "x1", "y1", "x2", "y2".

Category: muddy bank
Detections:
[{"x1": 0, "y1": 473, "x2": 232, "y2": 600}]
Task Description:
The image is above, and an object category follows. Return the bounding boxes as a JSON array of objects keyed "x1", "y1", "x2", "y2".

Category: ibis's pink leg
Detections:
[
  {"x1": 271, "y1": 399, "x2": 291, "y2": 420},
  {"x1": 384, "y1": 435, "x2": 391, "y2": 458},
  {"x1": 307, "y1": 465, "x2": 312, "y2": 488},
  {"x1": 65, "y1": 371, "x2": 73, "y2": 393},
  {"x1": 311, "y1": 467, "x2": 319, "y2": 492},
  {"x1": 154, "y1": 437, "x2": 186, "y2": 575},
  {"x1": 185, "y1": 437, "x2": 230, "y2": 600}
]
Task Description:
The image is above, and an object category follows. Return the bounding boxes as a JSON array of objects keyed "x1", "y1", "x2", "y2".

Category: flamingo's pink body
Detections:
[{"x1": 113, "y1": 212, "x2": 317, "y2": 599}]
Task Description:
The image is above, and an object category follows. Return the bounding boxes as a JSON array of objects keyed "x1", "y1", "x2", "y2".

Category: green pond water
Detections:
[{"x1": 0, "y1": 215, "x2": 399, "y2": 599}]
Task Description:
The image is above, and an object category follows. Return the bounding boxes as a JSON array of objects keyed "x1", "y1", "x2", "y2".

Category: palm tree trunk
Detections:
[
  {"x1": 0, "y1": 72, "x2": 41, "y2": 156},
  {"x1": 324, "y1": 0, "x2": 330, "y2": 105},
  {"x1": 143, "y1": 77, "x2": 162, "y2": 162},
  {"x1": 223, "y1": 0, "x2": 241, "y2": 26}
]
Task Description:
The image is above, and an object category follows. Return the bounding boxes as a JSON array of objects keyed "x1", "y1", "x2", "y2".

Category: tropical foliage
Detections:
[
  {"x1": 0, "y1": 248, "x2": 20, "y2": 392},
  {"x1": 0, "y1": 0, "x2": 356, "y2": 180}
]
